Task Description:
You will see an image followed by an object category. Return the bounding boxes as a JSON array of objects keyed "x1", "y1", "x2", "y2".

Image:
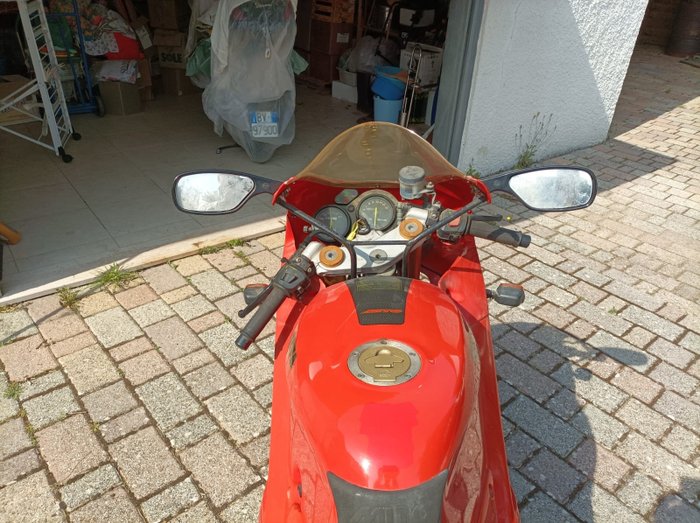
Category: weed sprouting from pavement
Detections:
[
  {"x1": 3, "y1": 381, "x2": 21, "y2": 400},
  {"x1": 93, "y1": 264, "x2": 137, "y2": 290},
  {"x1": 58, "y1": 287, "x2": 80, "y2": 311}
]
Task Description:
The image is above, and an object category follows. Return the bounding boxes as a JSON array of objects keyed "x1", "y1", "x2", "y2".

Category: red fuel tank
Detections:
[{"x1": 287, "y1": 277, "x2": 480, "y2": 492}]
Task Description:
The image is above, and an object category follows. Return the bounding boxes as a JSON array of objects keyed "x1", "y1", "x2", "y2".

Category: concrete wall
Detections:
[{"x1": 457, "y1": 0, "x2": 649, "y2": 175}]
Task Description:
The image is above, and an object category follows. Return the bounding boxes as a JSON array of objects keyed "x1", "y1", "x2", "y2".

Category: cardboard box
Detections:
[
  {"x1": 0, "y1": 75, "x2": 40, "y2": 125},
  {"x1": 310, "y1": 20, "x2": 353, "y2": 55},
  {"x1": 331, "y1": 80, "x2": 357, "y2": 103},
  {"x1": 160, "y1": 68, "x2": 199, "y2": 96},
  {"x1": 153, "y1": 30, "x2": 186, "y2": 48},
  {"x1": 147, "y1": 0, "x2": 190, "y2": 30},
  {"x1": 136, "y1": 58, "x2": 152, "y2": 89},
  {"x1": 99, "y1": 81, "x2": 143, "y2": 115}
]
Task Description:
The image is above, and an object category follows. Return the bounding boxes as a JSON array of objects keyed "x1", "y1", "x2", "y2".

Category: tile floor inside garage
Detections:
[{"x1": 0, "y1": 83, "x2": 362, "y2": 302}]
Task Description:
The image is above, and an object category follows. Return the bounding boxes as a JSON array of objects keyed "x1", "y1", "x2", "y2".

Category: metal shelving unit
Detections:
[{"x1": 0, "y1": 0, "x2": 79, "y2": 162}]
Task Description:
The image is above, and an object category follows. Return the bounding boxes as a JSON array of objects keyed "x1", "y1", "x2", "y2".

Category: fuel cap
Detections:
[{"x1": 348, "y1": 339, "x2": 421, "y2": 386}]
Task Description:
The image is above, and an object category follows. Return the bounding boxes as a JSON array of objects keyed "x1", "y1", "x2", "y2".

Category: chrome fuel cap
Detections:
[{"x1": 348, "y1": 339, "x2": 421, "y2": 386}]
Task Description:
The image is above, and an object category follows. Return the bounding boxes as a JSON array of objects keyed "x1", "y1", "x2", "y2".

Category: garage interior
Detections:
[{"x1": 0, "y1": 0, "x2": 451, "y2": 302}]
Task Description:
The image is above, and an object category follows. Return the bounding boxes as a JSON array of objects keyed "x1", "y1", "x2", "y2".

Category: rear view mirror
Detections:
[
  {"x1": 484, "y1": 166, "x2": 596, "y2": 212},
  {"x1": 172, "y1": 171, "x2": 281, "y2": 215}
]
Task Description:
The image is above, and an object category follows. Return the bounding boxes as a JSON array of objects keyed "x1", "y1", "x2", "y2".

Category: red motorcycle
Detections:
[{"x1": 172, "y1": 123, "x2": 596, "y2": 522}]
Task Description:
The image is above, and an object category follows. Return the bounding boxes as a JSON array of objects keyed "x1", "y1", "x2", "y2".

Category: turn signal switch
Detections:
[{"x1": 486, "y1": 283, "x2": 525, "y2": 307}]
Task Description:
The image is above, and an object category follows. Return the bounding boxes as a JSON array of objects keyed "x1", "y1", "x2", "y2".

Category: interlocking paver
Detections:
[
  {"x1": 654, "y1": 391, "x2": 700, "y2": 432},
  {"x1": 0, "y1": 471, "x2": 64, "y2": 522},
  {"x1": 571, "y1": 404, "x2": 628, "y2": 448},
  {"x1": 171, "y1": 295, "x2": 216, "y2": 322},
  {"x1": 114, "y1": 284, "x2": 158, "y2": 309},
  {"x1": 37, "y1": 312, "x2": 87, "y2": 344},
  {"x1": 172, "y1": 348, "x2": 216, "y2": 374},
  {"x1": 615, "y1": 398, "x2": 672, "y2": 440},
  {"x1": 0, "y1": 449, "x2": 41, "y2": 487},
  {"x1": 23, "y1": 387, "x2": 80, "y2": 429},
  {"x1": 70, "y1": 487, "x2": 142, "y2": 523},
  {"x1": 231, "y1": 354, "x2": 274, "y2": 390},
  {"x1": 0, "y1": 373, "x2": 18, "y2": 422},
  {"x1": 569, "y1": 438, "x2": 630, "y2": 491},
  {"x1": 109, "y1": 426, "x2": 183, "y2": 499},
  {"x1": 140, "y1": 478, "x2": 199, "y2": 523},
  {"x1": 0, "y1": 309, "x2": 38, "y2": 343},
  {"x1": 0, "y1": 334, "x2": 58, "y2": 381},
  {"x1": 77, "y1": 291, "x2": 119, "y2": 317},
  {"x1": 85, "y1": 307, "x2": 142, "y2": 348},
  {"x1": 522, "y1": 448, "x2": 584, "y2": 503},
  {"x1": 136, "y1": 373, "x2": 200, "y2": 431},
  {"x1": 36, "y1": 414, "x2": 107, "y2": 484},
  {"x1": 165, "y1": 414, "x2": 218, "y2": 450},
  {"x1": 184, "y1": 362, "x2": 234, "y2": 399},
  {"x1": 128, "y1": 299, "x2": 174, "y2": 327},
  {"x1": 617, "y1": 472, "x2": 663, "y2": 516},
  {"x1": 180, "y1": 432, "x2": 258, "y2": 508},
  {"x1": 141, "y1": 265, "x2": 187, "y2": 294},
  {"x1": 189, "y1": 269, "x2": 237, "y2": 301},
  {"x1": 99, "y1": 407, "x2": 150, "y2": 444},
  {"x1": 569, "y1": 482, "x2": 645, "y2": 523},
  {"x1": 59, "y1": 464, "x2": 121, "y2": 512},
  {"x1": 49, "y1": 331, "x2": 97, "y2": 358},
  {"x1": 206, "y1": 385, "x2": 270, "y2": 444},
  {"x1": 83, "y1": 381, "x2": 138, "y2": 422},
  {"x1": 110, "y1": 336, "x2": 154, "y2": 362},
  {"x1": 0, "y1": 418, "x2": 32, "y2": 460},
  {"x1": 59, "y1": 345, "x2": 120, "y2": 395},
  {"x1": 144, "y1": 316, "x2": 201, "y2": 361},
  {"x1": 220, "y1": 484, "x2": 264, "y2": 523},
  {"x1": 119, "y1": 350, "x2": 170, "y2": 386}
]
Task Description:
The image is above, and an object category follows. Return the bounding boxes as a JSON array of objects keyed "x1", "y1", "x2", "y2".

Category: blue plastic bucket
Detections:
[
  {"x1": 374, "y1": 96, "x2": 402, "y2": 124},
  {"x1": 371, "y1": 66, "x2": 405, "y2": 100}
]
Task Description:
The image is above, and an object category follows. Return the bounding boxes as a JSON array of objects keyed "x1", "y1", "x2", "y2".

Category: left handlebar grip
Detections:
[{"x1": 235, "y1": 285, "x2": 287, "y2": 350}]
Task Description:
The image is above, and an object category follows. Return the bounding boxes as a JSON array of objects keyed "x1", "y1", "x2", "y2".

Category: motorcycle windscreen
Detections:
[{"x1": 328, "y1": 470, "x2": 448, "y2": 523}]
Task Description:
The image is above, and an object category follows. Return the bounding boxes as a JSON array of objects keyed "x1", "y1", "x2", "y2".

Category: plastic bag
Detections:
[{"x1": 203, "y1": 0, "x2": 297, "y2": 162}]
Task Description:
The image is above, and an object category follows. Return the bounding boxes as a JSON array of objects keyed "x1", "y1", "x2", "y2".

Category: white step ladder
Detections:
[{"x1": 0, "y1": 0, "x2": 79, "y2": 162}]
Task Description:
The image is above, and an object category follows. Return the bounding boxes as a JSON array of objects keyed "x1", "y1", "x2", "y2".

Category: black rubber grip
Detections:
[
  {"x1": 235, "y1": 285, "x2": 287, "y2": 350},
  {"x1": 468, "y1": 221, "x2": 531, "y2": 248}
]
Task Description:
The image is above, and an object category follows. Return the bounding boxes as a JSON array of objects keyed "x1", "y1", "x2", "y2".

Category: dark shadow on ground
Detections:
[{"x1": 493, "y1": 321, "x2": 650, "y2": 521}]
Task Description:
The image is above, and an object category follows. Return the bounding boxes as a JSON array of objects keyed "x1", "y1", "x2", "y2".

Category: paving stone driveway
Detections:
[{"x1": 0, "y1": 46, "x2": 698, "y2": 522}]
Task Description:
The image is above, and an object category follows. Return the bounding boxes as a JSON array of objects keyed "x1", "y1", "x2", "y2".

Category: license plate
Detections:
[{"x1": 250, "y1": 111, "x2": 279, "y2": 138}]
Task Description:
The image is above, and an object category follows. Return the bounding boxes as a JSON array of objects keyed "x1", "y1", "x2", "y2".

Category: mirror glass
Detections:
[
  {"x1": 175, "y1": 172, "x2": 255, "y2": 213},
  {"x1": 508, "y1": 168, "x2": 594, "y2": 210}
]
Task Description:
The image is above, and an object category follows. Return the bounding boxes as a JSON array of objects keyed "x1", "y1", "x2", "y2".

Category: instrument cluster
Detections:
[{"x1": 313, "y1": 189, "x2": 400, "y2": 241}]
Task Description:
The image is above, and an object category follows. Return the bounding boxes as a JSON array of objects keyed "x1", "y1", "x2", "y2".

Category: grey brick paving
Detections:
[
  {"x1": 0, "y1": 46, "x2": 698, "y2": 521},
  {"x1": 135, "y1": 373, "x2": 200, "y2": 431}
]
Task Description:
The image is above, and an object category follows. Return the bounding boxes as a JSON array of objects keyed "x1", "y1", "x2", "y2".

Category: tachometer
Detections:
[
  {"x1": 358, "y1": 195, "x2": 396, "y2": 231},
  {"x1": 314, "y1": 205, "x2": 351, "y2": 242}
]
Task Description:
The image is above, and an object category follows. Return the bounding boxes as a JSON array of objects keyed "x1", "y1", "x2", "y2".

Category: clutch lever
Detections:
[{"x1": 238, "y1": 284, "x2": 274, "y2": 318}]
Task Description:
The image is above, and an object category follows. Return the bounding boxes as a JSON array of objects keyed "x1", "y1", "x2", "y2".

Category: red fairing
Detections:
[{"x1": 285, "y1": 279, "x2": 481, "y2": 517}]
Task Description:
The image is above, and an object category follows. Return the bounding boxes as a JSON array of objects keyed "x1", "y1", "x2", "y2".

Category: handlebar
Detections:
[
  {"x1": 467, "y1": 221, "x2": 531, "y2": 248},
  {"x1": 235, "y1": 285, "x2": 287, "y2": 350}
]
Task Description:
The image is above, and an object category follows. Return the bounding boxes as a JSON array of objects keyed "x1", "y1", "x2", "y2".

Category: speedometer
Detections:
[
  {"x1": 314, "y1": 205, "x2": 351, "y2": 242},
  {"x1": 358, "y1": 195, "x2": 396, "y2": 231}
]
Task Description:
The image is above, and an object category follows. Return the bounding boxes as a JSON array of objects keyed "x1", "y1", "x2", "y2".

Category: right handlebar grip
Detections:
[
  {"x1": 235, "y1": 285, "x2": 287, "y2": 350},
  {"x1": 468, "y1": 221, "x2": 531, "y2": 248}
]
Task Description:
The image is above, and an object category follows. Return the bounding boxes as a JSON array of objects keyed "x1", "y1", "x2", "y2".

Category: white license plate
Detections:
[{"x1": 250, "y1": 111, "x2": 279, "y2": 138}]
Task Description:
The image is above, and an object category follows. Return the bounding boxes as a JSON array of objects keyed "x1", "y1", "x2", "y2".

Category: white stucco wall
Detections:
[{"x1": 458, "y1": 0, "x2": 649, "y2": 174}]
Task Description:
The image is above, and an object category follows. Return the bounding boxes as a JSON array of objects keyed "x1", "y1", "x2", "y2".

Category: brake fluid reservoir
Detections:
[{"x1": 399, "y1": 166, "x2": 426, "y2": 200}]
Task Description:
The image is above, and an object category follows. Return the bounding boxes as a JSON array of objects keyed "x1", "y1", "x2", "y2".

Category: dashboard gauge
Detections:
[
  {"x1": 314, "y1": 205, "x2": 351, "y2": 242},
  {"x1": 358, "y1": 195, "x2": 396, "y2": 231}
]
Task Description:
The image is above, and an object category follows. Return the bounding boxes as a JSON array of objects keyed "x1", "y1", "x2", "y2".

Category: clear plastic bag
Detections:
[{"x1": 203, "y1": 0, "x2": 297, "y2": 162}]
